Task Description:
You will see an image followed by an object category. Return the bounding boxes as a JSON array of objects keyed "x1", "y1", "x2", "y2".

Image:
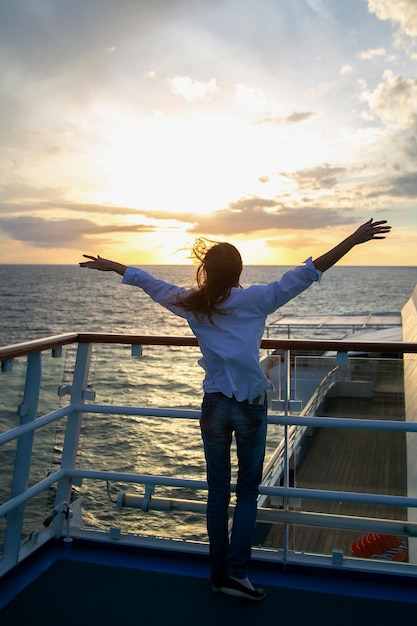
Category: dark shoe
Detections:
[
  {"x1": 220, "y1": 576, "x2": 267, "y2": 601},
  {"x1": 210, "y1": 574, "x2": 224, "y2": 593}
]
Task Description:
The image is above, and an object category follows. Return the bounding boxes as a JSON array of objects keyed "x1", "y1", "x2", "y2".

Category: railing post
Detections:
[
  {"x1": 282, "y1": 348, "x2": 291, "y2": 564},
  {"x1": 53, "y1": 342, "x2": 92, "y2": 532},
  {"x1": 3, "y1": 352, "x2": 41, "y2": 568}
]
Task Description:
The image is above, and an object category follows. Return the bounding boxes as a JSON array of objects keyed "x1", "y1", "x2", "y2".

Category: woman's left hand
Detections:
[{"x1": 352, "y1": 218, "x2": 391, "y2": 244}]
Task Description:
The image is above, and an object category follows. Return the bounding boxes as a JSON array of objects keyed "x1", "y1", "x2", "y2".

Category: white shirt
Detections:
[{"x1": 122, "y1": 259, "x2": 321, "y2": 401}]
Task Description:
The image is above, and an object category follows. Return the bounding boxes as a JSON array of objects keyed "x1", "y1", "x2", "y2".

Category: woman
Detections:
[{"x1": 80, "y1": 218, "x2": 391, "y2": 601}]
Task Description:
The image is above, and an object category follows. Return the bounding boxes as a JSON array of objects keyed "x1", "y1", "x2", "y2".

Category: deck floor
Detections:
[
  {"x1": 2, "y1": 545, "x2": 417, "y2": 626},
  {"x1": 263, "y1": 384, "x2": 407, "y2": 556}
]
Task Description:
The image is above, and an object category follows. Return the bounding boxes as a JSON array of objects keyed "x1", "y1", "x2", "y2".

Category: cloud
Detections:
[
  {"x1": 366, "y1": 70, "x2": 417, "y2": 127},
  {"x1": 187, "y1": 197, "x2": 355, "y2": 236},
  {"x1": 234, "y1": 83, "x2": 271, "y2": 115},
  {"x1": 386, "y1": 171, "x2": 417, "y2": 197},
  {"x1": 359, "y1": 69, "x2": 417, "y2": 158},
  {"x1": 356, "y1": 47, "x2": 386, "y2": 60},
  {"x1": 0, "y1": 216, "x2": 157, "y2": 249},
  {"x1": 228, "y1": 197, "x2": 278, "y2": 211},
  {"x1": 306, "y1": 81, "x2": 338, "y2": 98},
  {"x1": 233, "y1": 82, "x2": 316, "y2": 126},
  {"x1": 368, "y1": 0, "x2": 417, "y2": 38},
  {"x1": 254, "y1": 111, "x2": 316, "y2": 126},
  {"x1": 0, "y1": 181, "x2": 69, "y2": 203},
  {"x1": 362, "y1": 70, "x2": 417, "y2": 128},
  {"x1": 168, "y1": 76, "x2": 219, "y2": 102},
  {"x1": 281, "y1": 164, "x2": 347, "y2": 190},
  {"x1": 0, "y1": 199, "x2": 147, "y2": 217}
]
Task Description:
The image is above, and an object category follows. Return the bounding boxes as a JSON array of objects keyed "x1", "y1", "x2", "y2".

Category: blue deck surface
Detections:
[{"x1": 1, "y1": 538, "x2": 417, "y2": 625}]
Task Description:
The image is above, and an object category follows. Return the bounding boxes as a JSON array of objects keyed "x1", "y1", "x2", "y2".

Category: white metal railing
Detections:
[
  {"x1": 260, "y1": 364, "x2": 342, "y2": 499},
  {"x1": 1, "y1": 333, "x2": 417, "y2": 578}
]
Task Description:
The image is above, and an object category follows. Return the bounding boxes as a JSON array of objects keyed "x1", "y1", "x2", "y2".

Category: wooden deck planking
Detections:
[{"x1": 262, "y1": 384, "x2": 407, "y2": 556}]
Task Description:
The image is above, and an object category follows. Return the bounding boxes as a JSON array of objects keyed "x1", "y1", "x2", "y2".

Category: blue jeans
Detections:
[{"x1": 200, "y1": 392, "x2": 267, "y2": 580}]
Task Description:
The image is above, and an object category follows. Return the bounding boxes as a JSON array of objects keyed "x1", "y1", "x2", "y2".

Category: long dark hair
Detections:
[{"x1": 176, "y1": 238, "x2": 243, "y2": 324}]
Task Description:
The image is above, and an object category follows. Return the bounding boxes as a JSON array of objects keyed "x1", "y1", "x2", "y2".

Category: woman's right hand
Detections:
[{"x1": 79, "y1": 255, "x2": 127, "y2": 275}]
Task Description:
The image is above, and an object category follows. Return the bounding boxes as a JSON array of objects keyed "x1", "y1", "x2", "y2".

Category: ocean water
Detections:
[
  {"x1": 1, "y1": 264, "x2": 417, "y2": 543},
  {"x1": 0, "y1": 265, "x2": 417, "y2": 345},
  {"x1": 1, "y1": 264, "x2": 417, "y2": 346}
]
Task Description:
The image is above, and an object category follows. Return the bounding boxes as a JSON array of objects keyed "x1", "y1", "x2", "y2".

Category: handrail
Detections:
[
  {"x1": 0, "y1": 333, "x2": 78, "y2": 360},
  {"x1": 2, "y1": 464, "x2": 415, "y2": 521},
  {"x1": 2, "y1": 331, "x2": 417, "y2": 360},
  {"x1": 2, "y1": 403, "x2": 416, "y2": 449},
  {"x1": 68, "y1": 468, "x2": 417, "y2": 509},
  {"x1": 0, "y1": 406, "x2": 70, "y2": 446},
  {"x1": 0, "y1": 470, "x2": 67, "y2": 519},
  {"x1": 262, "y1": 338, "x2": 417, "y2": 353},
  {"x1": 77, "y1": 332, "x2": 198, "y2": 346}
]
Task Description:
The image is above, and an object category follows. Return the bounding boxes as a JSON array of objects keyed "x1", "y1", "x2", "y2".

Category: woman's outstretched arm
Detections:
[{"x1": 312, "y1": 218, "x2": 391, "y2": 273}]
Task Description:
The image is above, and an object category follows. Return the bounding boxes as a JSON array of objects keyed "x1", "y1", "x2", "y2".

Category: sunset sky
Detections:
[{"x1": 1, "y1": 0, "x2": 417, "y2": 266}]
